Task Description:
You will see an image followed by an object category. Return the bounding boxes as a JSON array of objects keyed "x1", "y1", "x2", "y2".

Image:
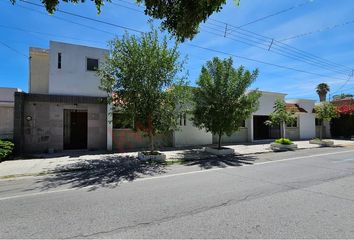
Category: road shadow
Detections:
[
  {"x1": 36, "y1": 155, "x2": 167, "y2": 191},
  {"x1": 177, "y1": 150, "x2": 258, "y2": 169}
]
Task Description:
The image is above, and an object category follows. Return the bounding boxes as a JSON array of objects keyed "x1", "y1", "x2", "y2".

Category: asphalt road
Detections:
[{"x1": 1, "y1": 147, "x2": 354, "y2": 238}]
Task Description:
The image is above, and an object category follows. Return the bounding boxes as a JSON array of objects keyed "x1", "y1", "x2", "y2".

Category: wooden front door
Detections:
[{"x1": 64, "y1": 110, "x2": 88, "y2": 149}]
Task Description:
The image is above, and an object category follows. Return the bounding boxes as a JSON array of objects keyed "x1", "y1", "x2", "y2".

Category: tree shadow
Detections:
[
  {"x1": 178, "y1": 150, "x2": 258, "y2": 169},
  {"x1": 36, "y1": 155, "x2": 167, "y2": 191}
]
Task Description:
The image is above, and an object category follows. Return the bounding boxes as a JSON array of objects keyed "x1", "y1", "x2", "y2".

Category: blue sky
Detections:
[{"x1": 1, "y1": 0, "x2": 354, "y2": 100}]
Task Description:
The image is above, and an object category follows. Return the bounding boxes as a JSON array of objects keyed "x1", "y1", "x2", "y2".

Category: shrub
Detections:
[
  {"x1": 275, "y1": 138, "x2": 293, "y2": 145},
  {"x1": 0, "y1": 140, "x2": 14, "y2": 160}
]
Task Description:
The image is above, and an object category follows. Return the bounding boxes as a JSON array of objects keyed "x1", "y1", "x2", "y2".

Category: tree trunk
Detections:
[
  {"x1": 218, "y1": 133, "x2": 222, "y2": 150},
  {"x1": 320, "y1": 121, "x2": 323, "y2": 140},
  {"x1": 149, "y1": 133, "x2": 155, "y2": 153},
  {"x1": 281, "y1": 121, "x2": 286, "y2": 139}
]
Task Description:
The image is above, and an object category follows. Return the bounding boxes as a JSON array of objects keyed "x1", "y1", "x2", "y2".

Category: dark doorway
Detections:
[
  {"x1": 64, "y1": 110, "x2": 88, "y2": 149},
  {"x1": 253, "y1": 115, "x2": 280, "y2": 140}
]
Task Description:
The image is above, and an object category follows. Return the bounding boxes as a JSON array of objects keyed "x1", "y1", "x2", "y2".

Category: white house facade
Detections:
[{"x1": 12, "y1": 41, "x2": 320, "y2": 154}]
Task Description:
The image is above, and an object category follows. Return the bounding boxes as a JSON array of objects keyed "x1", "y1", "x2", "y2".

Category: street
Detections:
[{"x1": 1, "y1": 147, "x2": 354, "y2": 238}]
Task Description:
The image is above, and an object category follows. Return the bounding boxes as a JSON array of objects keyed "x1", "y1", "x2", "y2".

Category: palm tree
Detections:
[{"x1": 316, "y1": 83, "x2": 330, "y2": 102}]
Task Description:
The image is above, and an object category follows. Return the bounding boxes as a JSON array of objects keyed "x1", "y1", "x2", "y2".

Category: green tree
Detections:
[
  {"x1": 10, "y1": 0, "x2": 239, "y2": 41},
  {"x1": 192, "y1": 57, "x2": 260, "y2": 149},
  {"x1": 314, "y1": 102, "x2": 339, "y2": 140},
  {"x1": 316, "y1": 83, "x2": 330, "y2": 102},
  {"x1": 98, "y1": 29, "x2": 187, "y2": 153},
  {"x1": 265, "y1": 98, "x2": 297, "y2": 139}
]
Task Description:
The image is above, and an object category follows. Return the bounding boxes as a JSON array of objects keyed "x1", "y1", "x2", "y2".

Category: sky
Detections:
[{"x1": 1, "y1": 0, "x2": 354, "y2": 100}]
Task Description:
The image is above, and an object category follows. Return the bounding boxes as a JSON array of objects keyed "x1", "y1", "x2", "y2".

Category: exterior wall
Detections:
[
  {"x1": 253, "y1": 92, "x2": 286, "y2": 116},
  {"x1": 112, "y1": 130, "x2": 172, "y2": 152},
  {"x1": 212, "y1": 128, "x2": 248, "y2": 144},
  {"x1": 298, "y1": 113, "x2": 316, "y2": 139},
  {"x1": 48, "y1": 41, "x2": 108, "y2": 97},
  {"x1": 285, "y1": 127, "x2": 300, "y2": 140},
  {"x1": 0, "y1": 106, "x2": 14, "y2": 139},
  {"x1": 173, "y1": 116, "x2": 212, "y2": 147},
  {"x1": 287, "y1": 99, "x2": 316, "y2": 140},
  {"x1": 250, "y1": 91, "x2": 287, "y2": 142},
  {"x1": 0, "y1": 88, "x2": 21, "y2": 139},
  {"x1": 14, "y1": 93, "x2": 107, "y2": 153},
  {"x1": 29, "y1": 48, "x2": 49, "y2": 94}
]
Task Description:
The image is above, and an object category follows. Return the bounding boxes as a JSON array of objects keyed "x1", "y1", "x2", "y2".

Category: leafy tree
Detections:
[
  {"x1": 314, "y1": 102, "x2": 339, "y2": 140},
  {"x1": 265, "y1": 98, "x2": 297, "y2": 140},
  {"x1": 10, "y1": 0, "x2": 239, "y2": 41},
  {"x1": 192, "y1": 57, "x2": 260, "y2": 149},
  {"x1": 316, "y1": 83, "x2": 330, "y2": 102},
  {"x1": 98, "y1": 29, "x2": 187, "y2": 153}
]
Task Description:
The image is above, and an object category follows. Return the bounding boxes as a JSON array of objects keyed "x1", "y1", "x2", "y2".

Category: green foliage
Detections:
[
  {"x1": 265, "y1": 98, "x2": 297, "y2": 139},
  {"x1": 98, "y1": 29, "x2": 187, "y2": 152},
  {"x1": 314, "y1": 102, "x2": 339, "y2": 140},
  {"x1": 316, "y1": 83, "x2": 330, "y2": 102},
  {"x1": 0, "y1": 140, "x2": 14, "y2": 160},
  {"x1": 10, "y1": 0, "x2": 240, "y2": 41},
  {"x1": 314, "y1": 102, "x2": 339, "y2": 122},
  {"x1": 192, "y1": 57, "x2": 260, "y2": 149},
  {"x1": 274, "y1": 138, "x2": 293, "y2": 145}
]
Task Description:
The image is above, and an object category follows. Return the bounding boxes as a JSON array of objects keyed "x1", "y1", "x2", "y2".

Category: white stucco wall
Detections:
[
  {"x1": 48, "y1": 41, "x2": 109, "y2": 97},
  {"x1": 286, "y1": 99, "x2": 316, "y2": 139},
  {"x1": 253, "y1": 91, "x2": 287, "y2": 116},
  {"x1": 297, "y1": 113, "x2": 316, "y2": 139},
  {"x1": 173, "y1": 115, "x2": 212, "y2": 147}
]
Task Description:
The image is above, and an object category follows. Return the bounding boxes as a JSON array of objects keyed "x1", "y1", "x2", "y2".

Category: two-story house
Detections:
[{"x1": 13, "y1": 41, "x2": 318, "y2": 154}]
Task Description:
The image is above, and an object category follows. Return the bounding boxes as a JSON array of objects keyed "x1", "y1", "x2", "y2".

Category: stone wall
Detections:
[{"x1": 14, "y1": 93, "x2": 107, "y2": 153}]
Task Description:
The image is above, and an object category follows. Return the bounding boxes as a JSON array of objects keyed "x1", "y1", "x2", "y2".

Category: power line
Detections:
[
  {"x1": 202, "y1": 24, "x2": 351, "y2": 76},
  {"x1": 9, "y1": 0, "x2": 350, "y2": 82},
  {"x1": 20, "y1": 0, "x2": 143, "y2": 34},
  {"x1": 16, "y1": 3, "x2": 117, "y2": 36},
  {"x1": 112, "y1": 0, "x2": 354, "y2": 74},
  {"x1": 237, "y1": 0, "x2": 312, "y2": 28},
  {"x1": 209, "y1": 19, "x2": 354, "y2": 72},
  {"x1": 331, "y1": 71, "x2": 354, "y2": 95},
  {"x1": 186, "y1": 43, "x2": 348, "y2": 81},
  {"x1": 0, "y1": 41, "x2": 28, "y2": 58},
  {"x1": 280, "y1": 19, "x2": 354, "y2": 41}
]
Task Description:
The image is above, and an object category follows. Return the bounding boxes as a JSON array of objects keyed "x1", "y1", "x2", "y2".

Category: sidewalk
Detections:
[{"x1": 1, "y1": 139, "x2": 353, "y2": 179}]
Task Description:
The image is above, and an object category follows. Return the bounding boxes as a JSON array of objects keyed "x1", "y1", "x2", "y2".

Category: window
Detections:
[
  {"x1": 287, "y1": 118, "x2": 298, "y2": 128},
  {"x1": 113, "y1": 113, "x2": 133, "y2": 129},
  {"x1": 241, "y1": 120, "x2": 246, "y2": 127},
  {"x1": 179, "y1": 113, "x2": 187, "y2": 126},
  {"x1": 86, "y1": 58, "x2": 99, "y2": 71},
  {"x1": 315, "y1": 118, "x2": 322, "y2": 126},
  {"x1": 58, "y1": 52, "x2": 61, "y2": 69}
]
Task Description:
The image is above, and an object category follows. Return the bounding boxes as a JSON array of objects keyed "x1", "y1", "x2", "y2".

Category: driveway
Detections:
[{"x1": 1, "y1": 147, "x2": 354, "y2": 238}]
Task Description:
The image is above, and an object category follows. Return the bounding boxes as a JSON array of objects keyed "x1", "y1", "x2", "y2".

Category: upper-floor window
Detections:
[
  {"x1": 57, "y1": 52, "x2": 62, "y2": 69},
  {"x1": 87, "y1": 58, "x2": 99, "y2": 71}
]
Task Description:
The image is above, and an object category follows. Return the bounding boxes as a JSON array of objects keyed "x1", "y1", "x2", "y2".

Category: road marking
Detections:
[
  {"x1": 333, "y1": 157, "x2": 354, "y2": 163},
  {"x1": 1, "y1": 149, "x2": 354, "y2": 201}
]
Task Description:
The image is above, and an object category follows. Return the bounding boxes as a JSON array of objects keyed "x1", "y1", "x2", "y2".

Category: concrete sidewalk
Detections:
[{"x1": 1, "y1": 139, "x2": 353, "y2": 179}]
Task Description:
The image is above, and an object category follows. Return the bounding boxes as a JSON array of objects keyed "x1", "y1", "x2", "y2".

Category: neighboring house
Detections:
[
  {"x1": 14, "y1": 41, "x2": 318, "y2": 154},
  {"x1": 0, "y1": 87, "x2": 22, "y2": 140},
  {"x1": 330, "y1": 98, "x2": 354, "y2": 138}
]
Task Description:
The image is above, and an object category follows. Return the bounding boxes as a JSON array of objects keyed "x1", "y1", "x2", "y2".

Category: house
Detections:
[
  {"x1": 14, "y1": 41, "x2": 108, "y2": 153},
  {"x1": 14, "y1": 41, "x2": 318, "y2": 154},
  {"x1": 0, "y1": 87, "x2": 22, "y2": 140}
]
